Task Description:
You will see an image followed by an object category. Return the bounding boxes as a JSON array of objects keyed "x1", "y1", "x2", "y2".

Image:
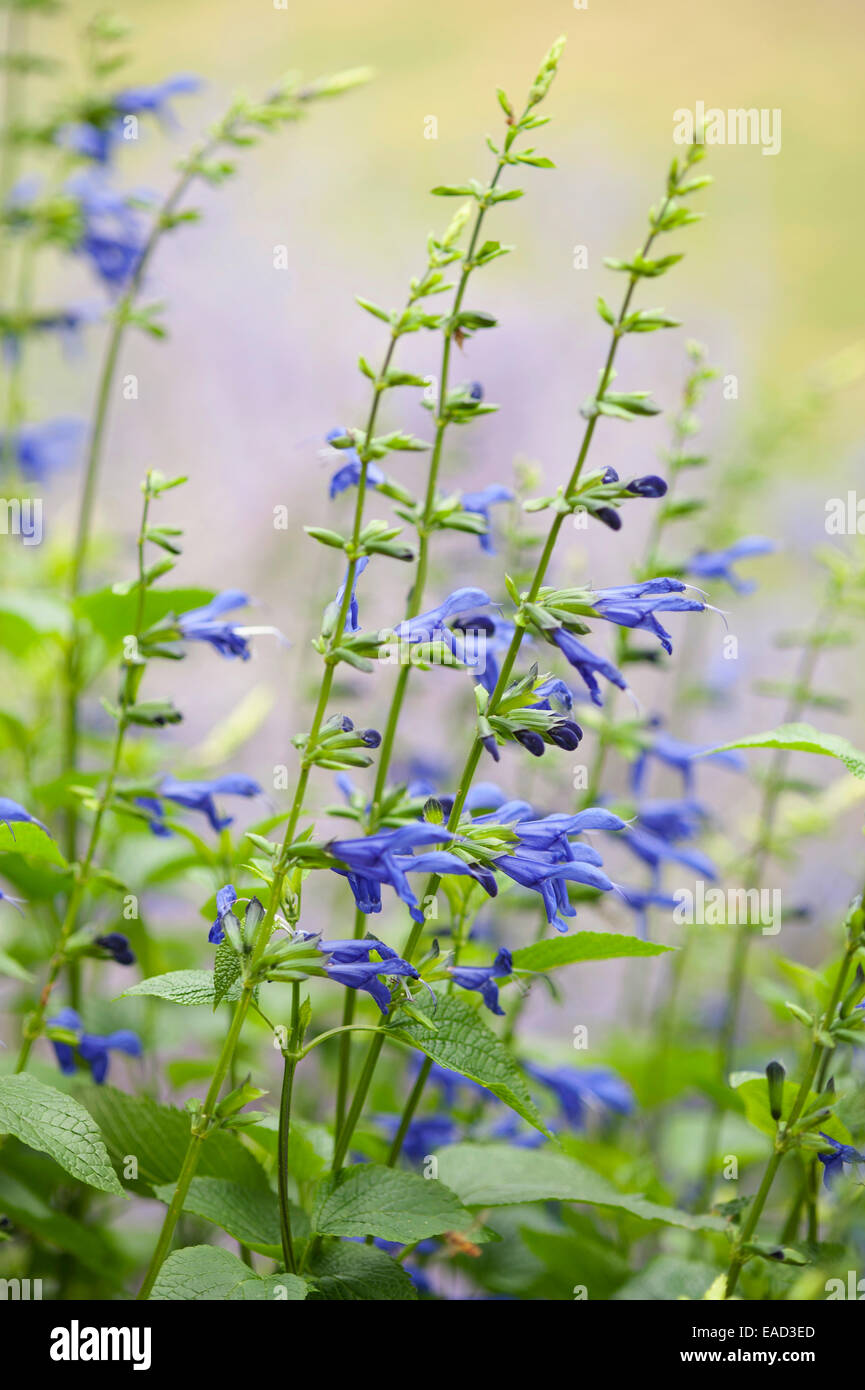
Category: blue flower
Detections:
[
  {"x1": 460, "y1": 484, "x2": 514, "y2": 553},
  {"x1": 620, "y1": 800, "x2": 718, "y2": 889},
  {"x1": 2, "y1": 306, "x2": 90, "y2": 365},
  {"x1": 0, "y1": 797, "x2": 48, "y2": 835},
  {"x1": 376, "y1": 1113, "x2": 457, "y2": 1161},
  {"x1": 0, "y1": 417, "x2": 85, "y2": 482},
  {"x1": 493, "y1": 844, "x2": 616, "y2": 933},
  {"x1": 591, "y1": 579, "x2": 706, "y2": 656},
  {"x1": 616, "y1": 886, "x2": 680, "y2": 939},
  {"x1": 48, "y1": 1006, "x2": 142, "y2": 1084},
  {"x1": 526, "y1": 1062, "x2": 634, "y2": 1128},
  {"x1": 817, "y1": 1133, "x2": 865, "y2": 1189},
  {"x1": 550, "y1": 628, "x2": 628, "y2": 706},
  {"x1": 393, "y1": 588, "x2": 493, "y2": 656},
  {"x1": 448, "y1": 946, "x2": 512, "y2": 1014},
  {"x1": 163, "y1": 774, "x2": 261, "y2": 832},
  {"x1": 67, "y1": 172, "x2": 149, "y2": 289},
  {"x1": 94, "y1": 932, "x2": 136, "y2": 966},
  {"x1": 451, "y1": 609, "x2": 515, "y2": 695},
  {"x1": 686, "y1": 537, "x2": 774, "y2": 594},
  {"x1": 209, "y1": 884, "x2": 238, "y2": 944},
  {"x1": 329, "y1": 824, "x2": 491, "y2": 923},
  {"x1": 324, "y1": 944, "x2": 421, "y2": 1014},
  {"x1": 59, "y1": 75, "x2": 200, "y2": 165},
  {"x1": 630, "y1": 720, "x2": 746, "y2": 795},
  {"x1": 319, "y1": 936, "x2": 399, "y2": 964},
  {"x1": 333, "y1": 556, "x2": 369, "y2": 633},
  {"x1": 175, "y1": 590, "x2": 281, "y2": 660},
  {"x1": 326, "y1": 429, "x2": 385, "y2": 498}
]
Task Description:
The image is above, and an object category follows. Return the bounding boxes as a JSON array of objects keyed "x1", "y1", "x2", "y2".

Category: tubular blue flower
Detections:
[
  {"x1": 318, "y1": 936, "x2": 399, "y2": 964},
  {"x1": 392, "y1": 588, "x2": 493, "y2": 656},
  {"x1": 550, "y1": 628, "x2": 628, "y2": 706},
  {"x1": 817, "y1": 1133, "x2": 865, "y2": 1189},
  {"x1": 448, "y1": 946, "x2": 512, "y2": 1015},
  {"x1": 526, "y1": 1062, "x2": 634, "y2": 1128},
  {"x1": 591, "y1": 579, "x2": 705, "y2": 656},
  {"x1": 333, "y1": 555, "x2": 369, "y2": 633},
  {"x1": 451, "y1": 609, "x2": 515, "y2": 695},
  {"x1": 176, "y1": 591, "x2": 283, "y2": 659},
  {"x1": 630, "y1": 721, "x2": 746, "y2": 795},
  {"x1": 326, "y1": 430, "x2": 385, "y2": 498},
  {"x1": 0, "y1": 797, "x2": 48, "y2": 835},
  {"x1": 324, "y1": 954, "x2": 420, "y2": 1014},
  {"x1": 532, "y1": 676, "x2": 575, "y2": 712},
  {"x1": 460, "y1": 484, "x2": 514, "y2": 553},
  {"x1": 48, "y1": 1006, "x2": 141, "y2": 1084},
  {"x1": 137, "y1": 774, "x2": 262, "y2": 835},
  {"x1": 328, "y1": 823, "x2": 458, "y2": 922},
  {"x1": 68, "y1": 172, "x2": 149, "y2": 289},
  {"x1": 209, "y1": 884, "x2": 238, "y2": 944},
  {"x1": 620, "y1": 822, "x2": 718, "y2": 888},
  {"x1": 636, "y1": 797, "x2": 709, "y2": 842},
  {"x1": 0, "y1": 888, "x2": 25, "y2": 912},
  {"x1": 94, "y1": 932, "x2": 136, "y2": 966},
  {"x1": 493, "y1": 844, "x2": 616, "y2": 933},
  {"x1": 0, "y1": 417, "x2": 85, "y2": 482},
  {"x1": 685, "y1": 537, "x2": 774, "y2": 594}
]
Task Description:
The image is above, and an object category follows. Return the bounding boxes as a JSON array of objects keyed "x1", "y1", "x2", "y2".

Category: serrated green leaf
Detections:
[
  {"x1": 154, "y1": 1176, "x2": 281, "y2": 1248},
  {"x1": 149, "y1": 1245, "x2": 307, "y2": 1300},
  {"x1": 213, "y1": 943, "x2": 242, "y2": 1010},
  {"x1": 0, "y1": 819, "x2": 66, "y2": 867},
  {"x1": 730, "y1": 1071, "x2": 850, "y2": 1144},
  {"x1": 120, "y1": 969, "x2": 240, "y2": 1007},
  {"x1": 312, "y1": 1163, "x2": 470, "y2": 1242},
  {"x1": 0, "y1": 1075, "x2": 122, "y2": 1195},
  {"x1": 390, "y1": 993, "x2": 548, "y2": 1134},
  {"x1": 308, "y1": 1241, "x2": 417, "y2": 1300},
  {"x1": 436, "y1": 1143, "x2": 726, "y2": 1232}
]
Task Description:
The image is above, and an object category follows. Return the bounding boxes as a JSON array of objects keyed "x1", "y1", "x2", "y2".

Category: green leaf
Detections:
[
  {"x1": 76, "y1": 1085, "x2": 268, "y2": 1192},
  {"x1": 390, "y1": 993, "x2": 548, "y2": 1134},
  {"x1": 512, "y1": 932, "x2": 672, "y2": 974},
  {"x1": 308, "y1": 1241, "x2": 417, "y2": 1300},
  {"x1": 0, "y1": 1168, "x2": 124, "y2": 1277},
  {"x1": 0, "y1": 1074, "x2": 122, "y2": 1194},
  {"x1": 154, "y1": 1176, "x2": 281, "y2": 1249},
  {"x1": 150, "y1": 1245, "x2": 307, "y2": 1301},
  {"x1": 0, "y1": 592, "x2": 71, "y2": 654},
  {"x1": 708, "y1": 723, "x2": 865, "y2": 781},
  {"x1": 612, "y1": 1254, "x2": 721, "y2": 1301},
  {"x1": 730, "y1": 1071, "x2": 851, "y2": 1144},
  {"x1": 312, "y1": 1163, "x2": 471, "y2": 1243},
  {"x1": 213, "y1": 943, "x2": 242, "y2": 1010},
  {"x1": 0, "y1": 819, "x2": 66, "y2": 867},
  {"x1": 75, "y1": 585, "x2": 213, "y2": 646},
  {"x1": 0, "y1": 946, "x2": 33, "y2": 981},
  {"x1": 436, "y1": 1143, "x2": 727, "y2": 1232},
  {"x1": 120, "y1": 969, "x2": 240, "y2": 1007}
]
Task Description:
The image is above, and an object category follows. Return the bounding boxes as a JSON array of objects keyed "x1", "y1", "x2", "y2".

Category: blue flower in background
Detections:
[
  {"x1": 616, "y1": 886, "x2": 680, "y2": 939},
  {"x1": 0, "y1": 417, "x2": 85, "y2": 482},
  {"x1": 619, "y1": 804, "x2": 718, "y2": 889},
  {"x1": 526, "y1": 1062, "x2": 634, "y2": 1128},
  {"x1": 2, "y1": 306, "x2": 90, "y2": 365},
  {"x1": 630, "y1": 720, "x2": 746, "y2": 795},
  {"x1": 60, "y1": 75, "x2": 200, "y2": 165},
  {"x1": 377, "y1": 1113, "x2": 457, "y2": 1161},
  {"x1": 591, "y1": 579, "x2": 706, "y2": 656},
  {"x1": 48, "y1": 1006, "x2": 141, "y2": 1084},
  {"x1": 209, "y1": 884, "x2": 238, "y2": 944},
  {"x1": 69, "y1": 174, "x2": 149, "y2": 289},
  {"x1": 550, "y1": 628, "x2": 628, "y2": 706},
  {"x1": 0, "y1": 797, "x2": 48, "y2": 835},
  {"x1": 326, "y1": 429, "x2": 385, "y2": 498},
  {"x1": 817, "y1": 1133, "x2": 865, "y2": 1189},
  {"x1": 136, "y1": 774, "x2": 262, "y2": 835},
  {"x1": 460, "y1": 484, "x2": 514, "y2": 553},
  {"x1": 94, "y1": 932, "x2": 136, "y2": 966},
  {"x1": 448, "y1": 947, "x2": 512, "y2": 1015},
  {"x1": 685, "y1": 537, "x2": 774, "y2": 594},
  {"x1": 488, "y1": 1113, "x2": 547, "y2": 1148}
]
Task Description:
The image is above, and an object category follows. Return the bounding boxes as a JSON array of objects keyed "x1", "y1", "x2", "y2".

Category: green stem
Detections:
[
  {"x1": 723, "y1": 927, "x2": 859, "y2": 1298},
  {"x1": 387, "y1": 1056, "x2": 432, "y2": 1167},
  {"x1": 277, "y1": 985, "x2": 300, "y2": 1274},
  {"x1": 336, "y1": 153, "x2": 698, "y2": 1171}
]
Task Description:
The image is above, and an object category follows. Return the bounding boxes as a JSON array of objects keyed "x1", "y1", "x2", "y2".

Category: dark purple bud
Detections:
[
  {"x1": 549, "y1": 719, "x2": 583, "y2": 750},
  {"x1": 361, "y1": 728, "x2": 381, "y2": 748},
  {"x1": 626, "y1": 475, "x2": 667, "y2": 498},
  {"x1": 515, "y1": 728, "x2": 545, "y2": 757},
  {"x1": 601, "y1": 466, "x2": 619, "y2": 484},
  {"x1": 469, "y1": 382, "x2": 483, "y2": 400},
  {"x1": 481, "y1": 735, "x2": 500, "y2": 762},
  {"x1": 467, "y1": 862, "x2": 498, "y2": 897},
  {"x1": 95, "y1": 933, "x2": 136, "y2": 966},
  {"x1": 595, "y1": 506, "x2": 622, "y2": 531}
]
